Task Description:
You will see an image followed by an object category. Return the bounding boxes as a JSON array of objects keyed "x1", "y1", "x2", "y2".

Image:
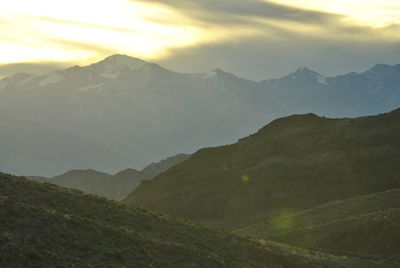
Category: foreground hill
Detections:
[
  {"x1": 125, "y1": 109, "x2": 400, "y2": 228},
  {"x1": 1, "y1": 55, "x2": 399, "y2": 176},
  {"x1": 1, "y1": 173, "x2": 391, "y2": 268},
  {"x1": 264, "y1": 208, "x2": 400, "y2": 262},
  {"x1": 29, "y1": 153, "x2": 190, "y2": 200},
  {"x1": 238, "y1": 188, "x2": 400, "y2": 261}
]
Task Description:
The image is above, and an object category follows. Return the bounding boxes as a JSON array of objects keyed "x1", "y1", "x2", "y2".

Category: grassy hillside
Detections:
[
  {"x1": 2, "y1": 173, "x2": 393, "y2": 268},
  {"x1": 239, "y1": 188, "x2": 400, "y2": 236},
  {"x1": 263, "y1": 209, "x2": 400, "y2": 262},
  {"x1": 125, "y1": 109, "x2": 400, "y2": 228},
  {"x1": 238, "y1": 189, "x2": 400, "y2": 262}
]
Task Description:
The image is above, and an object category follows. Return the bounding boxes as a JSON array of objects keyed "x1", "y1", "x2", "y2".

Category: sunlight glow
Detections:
[
  {"x1": 0, "y1": 0, "x2": 399, "y2": 67},
  {"x1": 0, "y1": 0, "x2": 204, "y2": 64},
  {"x1": 270, "y1": 0, "x2": 400, "y2": 27}
]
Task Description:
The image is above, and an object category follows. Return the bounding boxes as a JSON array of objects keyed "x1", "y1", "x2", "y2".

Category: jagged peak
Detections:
[
  {"x1": 288, "y1": 66, "x2": 327, "y2": 84},
  {"x1": 363, "y1": 63, "x2": 400, "y2": 77},
  {"x1": 95, "y1": 54, "x2": 147, "y2": 70},
  {"x1": 292, "y1": 66, "x2": 322, "y2": 76},
  {"x1": 368, "y1": 63, "x2": 391, "y2": 72},
  {"x1": 87, "y1": 54, "x2": 148, "y2": 79}
]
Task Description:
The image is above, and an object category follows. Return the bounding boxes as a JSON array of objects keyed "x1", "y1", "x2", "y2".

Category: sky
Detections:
[{"x1": 1, "y1": 0, "x2": 399, "y2": 80}]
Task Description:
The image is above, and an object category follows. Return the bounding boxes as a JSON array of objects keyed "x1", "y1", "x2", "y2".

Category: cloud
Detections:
[
  {"x1": 0, "y1": 62, "x2": 70, "y2": 78},
  {"x1": 157, "y1": 27, "x2": 400, "y2": 80},
  {"x1": 0, "y1": 0, "x2": 399, "y2": 80},
  {"x1": 36, "y1": 16, "x2": 142, "y2": 34},
  {"x1": 144, "y1": 0, "x2": 340, "y2": 25},
  {"x1": 136, "y1": 0, "x2": 400, "y2": 79}
]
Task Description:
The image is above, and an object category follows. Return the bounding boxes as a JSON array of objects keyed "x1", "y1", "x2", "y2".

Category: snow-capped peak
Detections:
[
  {"x1": 90, "y1": 54, "x2": 147, "y2": 79},
  {"x1": 290, "y1": 67, "x2": 327, "y2": 85},
  {"x1": 39, "y1": 72, "x2": 64, "y2": 87},
  {"x1": 99, "y1": 54, "x2": 147, "y2": 70},
  {"x1": 197, "y1": 70, "x2": 218, "y2": 80}
]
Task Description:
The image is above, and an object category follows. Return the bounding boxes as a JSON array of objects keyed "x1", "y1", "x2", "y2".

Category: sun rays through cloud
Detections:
[{"x1": 0, "y1": 0, "x2": 399, "y2": 78}]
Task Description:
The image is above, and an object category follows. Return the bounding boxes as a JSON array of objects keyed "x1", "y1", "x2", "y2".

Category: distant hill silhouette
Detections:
[{"x1": 29, "y1": 153, "x2": 190, "y2": 200}]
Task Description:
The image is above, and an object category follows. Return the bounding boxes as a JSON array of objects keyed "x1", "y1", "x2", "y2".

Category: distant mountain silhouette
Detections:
[
  {"x1": 1, "y1": 55, "x2": 399, "y2": 176},
  {"x1": 125, "y1": 109, "x2": 400, "y2": 228},
  {"x1": 29, "y1": 153, "x2": 190, "y2": 200}
]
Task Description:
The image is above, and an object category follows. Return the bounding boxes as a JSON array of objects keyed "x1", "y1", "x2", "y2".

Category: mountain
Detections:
[
  {"x1": 140, "y1": 153, "x2": 191, "y2": 178},
  {"x1": 30, "y1": 153, "x2": 190, "y2": 200},
  {"x1": 3, "y1": 173, "x2": 394, "y2": 268},
  {"x1": 125, "y1": 109, "x2": 400, "y2": 228},
  {"x1": 1, "y1": 55, "x2": 399, "y2": 176},
  {"x1": 50, "y1": 169, "x2": 112, "y2": 195},
  {"x1": 238, "y1": 188, "x2": 400, "y2": 261}
]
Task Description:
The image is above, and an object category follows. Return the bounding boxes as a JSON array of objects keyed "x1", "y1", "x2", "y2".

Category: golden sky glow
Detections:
[
  {"x1": 0, "y1": 0, "x2": 205, "y2": 64},
  {"x1": 270, "y1": 0, "x2": 400, "y2": 27},
  {"x1": 0, "y1": 0, "x2": 399, "y2": 70}
]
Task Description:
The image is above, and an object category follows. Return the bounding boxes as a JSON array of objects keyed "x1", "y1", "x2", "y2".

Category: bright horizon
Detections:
[{"x1": 1, "y1": 0, "x2": 399, "y2": 79}]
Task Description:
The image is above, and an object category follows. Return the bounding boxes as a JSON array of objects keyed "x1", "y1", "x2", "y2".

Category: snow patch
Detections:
[
  {"x1": 195, "y1": 70, "x2": 218, "y2": 80},
  {"x1": 314, "y1": 73, "x2": 327, "y2": 85},
  {"x1": 97, "y1": 55, "x2": 146, "y2": 79},
  {"x1": 101, "y1": 70, "x2": 120, "y2": 79},
  {"x1": 39, "y1": 72, "x2": 64, "y2": 87},
  {"x1": 291, "y1": 67, "x2": 327, "y2": 85},
  {"x1": 78, "y1": 83, "x2": 104, "y2": 92},
  {"x1": 17, "y1": 74, "x2": 36, "y2": 85},
  {"x1": 204, "y1": 70, "x2": 218, "y2": 79}
]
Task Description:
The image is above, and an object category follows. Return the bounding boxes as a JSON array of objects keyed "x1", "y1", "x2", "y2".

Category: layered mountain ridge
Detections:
[
  {"x1": 125, "y1": 108, "x2": 400, "y2": 228},
  {"x1": 29, "y1": 153, "x2": 190, "y2": 200},
  {"x1": 1, "y1": 54, "x2": 399, "y2": 176}
]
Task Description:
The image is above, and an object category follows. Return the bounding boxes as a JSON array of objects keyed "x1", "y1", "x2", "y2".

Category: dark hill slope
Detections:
[
  {"x1": 125, "y1": 109, "x2": 400, "y2": 228},
  {"x1": 239, "y1": 188, "x2": 400, "y2": 237},
  {"x1": 1, "y1": 173, "x2": 390, "y2": 268},
  {"x1": 238, "y1": 188, "x2": 400, "y2": 262},
  {"x1": 265, "y1": 208, "x2": 400, "y2": 262}
]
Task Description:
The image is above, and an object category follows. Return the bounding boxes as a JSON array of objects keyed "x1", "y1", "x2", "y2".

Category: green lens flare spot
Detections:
[{"x1": 241, "y1": 175, "x2": 250, "y2": 183}]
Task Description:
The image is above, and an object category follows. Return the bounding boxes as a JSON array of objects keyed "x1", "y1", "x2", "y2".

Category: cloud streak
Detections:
[
  {"x1": 145, "y1": 0, "x2": 341, "y2": 24},
  {"x1": 0, "y1": 0, "x2": 399, "y2": 79}
]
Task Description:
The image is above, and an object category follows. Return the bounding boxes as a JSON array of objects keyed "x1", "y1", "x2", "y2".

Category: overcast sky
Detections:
[{"x1": 1, "y1": 0, "x2": 399, "y2": 80}]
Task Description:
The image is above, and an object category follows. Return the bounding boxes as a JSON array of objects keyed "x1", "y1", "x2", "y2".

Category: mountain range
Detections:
[
  {"x1": 28, "y1": 153, "x2": 190, "y2": 200},
  {"x1": 1, "y1": 54, "x2": 399, "y2": 176}
]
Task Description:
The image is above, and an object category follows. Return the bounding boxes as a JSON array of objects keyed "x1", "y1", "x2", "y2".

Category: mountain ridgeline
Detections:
[
  {"x1": 1, "y1": 55, "x2": 399, "y2": 176},
  {"x1": 3, "y1": 173, "x2": 395, "y2": 268},
  {"x1": 29, "y1": 153, "x2": 190, "y2": 200},
  {"x1": 125, "y1": 108, "x2": 400, "y2": 228}
]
